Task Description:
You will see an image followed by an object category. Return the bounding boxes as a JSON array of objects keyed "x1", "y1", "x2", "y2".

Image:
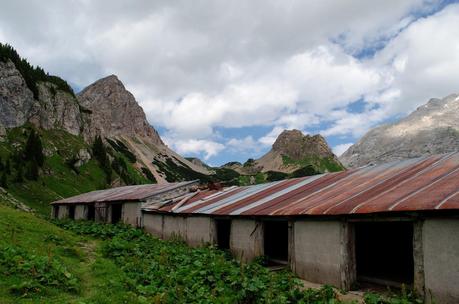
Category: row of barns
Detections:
[{"x1": 52, "y1": 152, "x2": 459, "y2": 303}]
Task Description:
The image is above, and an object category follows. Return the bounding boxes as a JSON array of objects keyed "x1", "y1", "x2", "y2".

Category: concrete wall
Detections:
[
  {"x1": 122, "y1": 202, "x2": 141, "y2": 227},
  {"x1": 292, "y1": 220, "x2": 354, "y2": 289},
  {"x1": 143, "y1": 214, "x2": 216, "y2": 247},
  {"x1": 423, "y1": 219, "x2": 459, "y2": 304},
  {"x1": 57, "y1": 205, "x2": 69, "y2": 219},
  {"x1": 162, "y1": 215, "x2": 187, "y2": 240},
  {"x1": 143, "y1": 214, "x2": 164, "y2": 238},
  {"x1": 230, "y1": 219, "x2": 263, "y2": 262},
  {"x1": 74, "y1": 205, "x2": 86, "y2": 220},
  {"x1": 186, "y1": 216, "x2": 215, "y2": 247}
]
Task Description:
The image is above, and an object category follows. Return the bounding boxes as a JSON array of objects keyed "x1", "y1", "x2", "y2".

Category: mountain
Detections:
[
  {"x1": 77, "y1": 74, "x2": 211, "y2": 183},
  {"x1": 0, "y1": 43, "x2": 213, "y2": 214},
  {"x1": 340, "y1": 93, "x2": 459, "y2": 168},
  {"x1": 226, "y1": 130, "x2": 344, "y2": 184}
]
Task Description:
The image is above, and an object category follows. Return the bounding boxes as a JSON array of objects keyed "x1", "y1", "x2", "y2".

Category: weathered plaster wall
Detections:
[
  {"x1": 57, "y1": 205, "x2": 69, "y2": 219},
  {"x1": 74, "y1": 205, "x2": 86, "y2": 220},
  {"x1": 292, "y1": 220, "x2": 353, "y2": 289},
  {"x1": 186, "y1": 216, "x2": 215, "y2": 247},
  {"x1": 162, "y1": 215, "x2": 187, "y2": 240},
  {"x1": 122, "y1": 202, "x2": 141, "y2": 227},
  {"x1": 423, "y1": 219, "x2": 459, "y2": 304},
  {"x1": 230, "y1": 219, "x2": 263, "y2": 262},
  {"x1": 143, "y1": 213, "x2": 164, "y2": 238}
]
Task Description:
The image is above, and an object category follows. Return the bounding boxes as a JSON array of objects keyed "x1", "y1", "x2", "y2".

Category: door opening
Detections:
[
  {"x1": 53, "y1": 206, "x2": 59, "y2": 218},
  {"x1": 264, "y1": 220, "x2": 289, "y2": 264},
  {"x1": 87, "y1": 204, "x2": 95, "y2": 220},
  {"x1": 216, "y1": 219, "x2": 231, "y2": 249},
  {"x1": 68, "y1": 206, "x2": 75, "y2": 220},
  {"x1": 355, "y1": 221, "x2": 414, "y2": 288},
  {"x1": 111, "y1": 204, "x2": 123, "y2": 224}
]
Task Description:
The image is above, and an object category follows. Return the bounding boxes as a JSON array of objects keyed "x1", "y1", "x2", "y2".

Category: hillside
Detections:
[
  {"x1": 340, "y1": 93, "x2": 459, "y2": 167},
  {"x1": 0, "y1": 43, "x2": 218, "y2": 214}
]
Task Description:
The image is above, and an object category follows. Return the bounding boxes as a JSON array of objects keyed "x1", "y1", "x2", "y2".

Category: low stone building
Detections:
[
  {"x1": 51, "y1": 181, "x2": 198, "y2": 226},
  {"x1": 142, "y1": 153, "x2": 459, "y2": 304}
]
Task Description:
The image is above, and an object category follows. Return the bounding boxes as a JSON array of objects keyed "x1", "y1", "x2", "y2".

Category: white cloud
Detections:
[
  {"x1": 168, "y1": 139, "x2": 224, "y2": 160},
  {"x1": 2, "y1": 0, "x2": 459, "y2": 162},
  {"x1": 333, "y1": 143, "x2": 354, "y2": 156}
]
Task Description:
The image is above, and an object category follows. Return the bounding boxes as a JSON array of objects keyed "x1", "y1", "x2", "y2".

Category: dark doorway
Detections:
[
  {"x1": 87, "y1": 205, "x2": 95, "y2": 221},
  {"x1": 355, "y1": 221, "x2": 414, "y2": 287},
  {"x1": 53, "y1": 206, "x2": 59, "y2": 218},
  {"x1": 215, "y1": 219, "x2": 231, "y2": 249},
  {"x1": 264, "y1": 220, "x2": 289, "y2": 263},
  {"x1": 111, "y1": 204, "x2": 122, "y2": 224},
  {"x1": 68, "y1": 206, "x2": 75, "y2": 220}
]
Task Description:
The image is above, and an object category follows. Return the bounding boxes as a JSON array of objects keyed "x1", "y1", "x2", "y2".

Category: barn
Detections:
[
  {"x1": 141, "y1": 152, "x2": 459, "y2": 304},
  {"x1": 51, "y1": 181, "x2": 198, "y2": 226}
]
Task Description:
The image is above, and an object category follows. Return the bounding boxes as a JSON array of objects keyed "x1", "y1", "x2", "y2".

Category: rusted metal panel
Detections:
[
  {"x1": 51, "y1": 181, "x2": 197, "y2": 204},
  {"x1": 145, "y1": 153, "x2": 459, "y2": 216}
]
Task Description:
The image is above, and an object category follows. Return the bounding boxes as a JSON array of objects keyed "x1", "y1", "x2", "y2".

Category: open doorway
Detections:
[
  {"x1": 111, "y1": 204, "x2": 123, "y2": 224},
  {"x1": 355, "y1": 221, "x2": 414, "y2": 288},
  {"x1": 87, "y1": 204, "x2": 95, "y2": 221},
  {"x1": 215, "y1": 219, "x2": 231, "y2": 249},
  {"x1": 264, "y1": 220, "x2": 289, "y2": 264},
  {"x1": 53, "y1": 206, "x2": 59, "y2": 219},
  {"x1": 68, "y1": 206, "x2": 75, "y2": 220}
]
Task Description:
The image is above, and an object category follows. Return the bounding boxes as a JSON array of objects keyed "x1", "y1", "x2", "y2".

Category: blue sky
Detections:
[{"x1": 1, "y1": 0, "x2": 459, "y2": 166}]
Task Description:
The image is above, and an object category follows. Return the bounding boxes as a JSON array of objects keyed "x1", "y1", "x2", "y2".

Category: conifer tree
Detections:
[
  {"x1": 92, "y1": 136, "x2": 112, "y2": 184},
  {"x1": 5, "y1": 159, "x2": 11, "y2": 175},
  {"x1": 0, "y1": 173, "x2": 7, "y2": 188}
]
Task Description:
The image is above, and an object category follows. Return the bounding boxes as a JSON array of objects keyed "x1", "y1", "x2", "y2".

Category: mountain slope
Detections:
[
  {"x1": 340, "y1": 93, "x2": 459, "y2": 167},
  {"x1": 254, "y1": 129, "x2": 344, "y2": 174}
]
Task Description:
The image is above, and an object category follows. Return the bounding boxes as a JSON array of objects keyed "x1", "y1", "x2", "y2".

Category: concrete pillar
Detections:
[
  {"x1": 292, "y1": 220, "x2": 354, "y2": 289},
  {"x1": 423, "y1": 219, "x2": 459, "y2": 304},
  {"x1": 230, "y1": 219, "x2": 263, "y2": 262}
]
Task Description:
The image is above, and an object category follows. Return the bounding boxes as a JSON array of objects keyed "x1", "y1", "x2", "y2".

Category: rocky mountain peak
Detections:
[
  {"x1": 78, "y1": 75, "x2": 163, "y2": 145},
  {"x1": 272, "y1": 129, "x2": 334, "y2": 161},
  {"x1": 340, "y1": 93, "x2": 459, "y2": 168}
]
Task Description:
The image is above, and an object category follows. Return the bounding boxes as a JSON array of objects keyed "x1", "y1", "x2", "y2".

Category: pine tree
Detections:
[
  {"x1": 92, "y1": 136, "x2": 112, "y2": 184},
  {"x1": 25, "y1": 161, "x2": 39, "y2": 181},
  {"x1": 5, "y1": 159, "x2": 11, "y2": 175},
  {"x1": 0, "y1": 173, "x2": 7, "y2": 188},
  {"x1": 15, "y1": 166, "x2": 23, "y2": 183},
  {"x1": 24, "y1": 129, "x2": 44, "y2": 167},
  {"x1": 0, "y1": 156, "x2": 3, "y2": 171}
]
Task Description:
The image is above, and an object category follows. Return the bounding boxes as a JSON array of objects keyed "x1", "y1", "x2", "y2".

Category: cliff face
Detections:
[
  {"x1": 77, "y1": 75, "x2": 163, "y2": 144},
  {"x1": 340, "y1": 93, "x2": 459, "y2": 168}
]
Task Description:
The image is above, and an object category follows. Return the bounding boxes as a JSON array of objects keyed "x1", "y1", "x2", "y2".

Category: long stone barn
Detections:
[
  {"x1": 51, "y1": 181, "x2": 198, "y2": 226},
  {"x1": 141, "y1": 152, "x2": 459, "y2": 304}
]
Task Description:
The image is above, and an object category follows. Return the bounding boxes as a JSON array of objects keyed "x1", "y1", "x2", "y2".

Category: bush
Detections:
[{"x1": 0, "y1": 245, "x2": 79, "y2": 296}]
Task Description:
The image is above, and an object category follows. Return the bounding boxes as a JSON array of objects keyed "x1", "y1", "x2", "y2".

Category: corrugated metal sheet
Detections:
[
  {"x1": 51, "y1": 181, "x2": 198, "y2": 204},
  {"x1": 146, "y1": 153, "x2": 459, "y2": 216}
]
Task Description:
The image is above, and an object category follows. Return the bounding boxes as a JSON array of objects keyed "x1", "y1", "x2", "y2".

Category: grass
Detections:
[
  {"x1": 0, "y1": 202, "x2": 145, "y2": 303},
  {"x1": 282, "y1": 155, "x2": 345, "y2": 173}
]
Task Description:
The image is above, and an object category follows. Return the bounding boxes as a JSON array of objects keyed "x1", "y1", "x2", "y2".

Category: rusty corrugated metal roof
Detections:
[
  {"x1": 146, "y1": 153, "x2": 459, "y2": 216},
  {"x1": 51, "y1": 181, "x2": 198, "y2": 204}
]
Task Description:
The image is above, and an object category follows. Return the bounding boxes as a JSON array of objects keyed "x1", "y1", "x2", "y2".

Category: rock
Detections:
[
  {"x1": 28, "y1": 82, "x2": 83, "y2": 135},
  {"x1": 0, "y1": 60, "x2": 36, "y2": 128},
  {"x1": 254, "y1": 129, "x2": 343, "y2": 174},
  {"x1": 340, "y1": 93, "x2": 459, "y2": 168},
  {"x1": 74, "y1": 148, "x2": 91, "y2": 167},
  {"x1": 78, "y1": 75, "x2": 163, "y2": 144}
]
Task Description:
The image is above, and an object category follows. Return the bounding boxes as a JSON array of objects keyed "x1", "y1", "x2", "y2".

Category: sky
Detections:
[{"x1": 1, "y1": 0, "x2": 459, "y2": 166}]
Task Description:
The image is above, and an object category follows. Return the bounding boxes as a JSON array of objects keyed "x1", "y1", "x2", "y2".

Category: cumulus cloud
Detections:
[
  {"x1": 1, "y1": 0, "x2": 458, "y2": 162},
  {"x1": 166, "y1": 138, "x2": 224, "y2": 160}
]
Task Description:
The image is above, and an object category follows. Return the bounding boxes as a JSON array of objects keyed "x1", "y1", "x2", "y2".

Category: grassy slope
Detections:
[
  {"x1": 0, "y1": 202, "x2": 139, "y2": 304},
  {"x1": 0, "y1": 126, "x2": 151, "y2": 216}
]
